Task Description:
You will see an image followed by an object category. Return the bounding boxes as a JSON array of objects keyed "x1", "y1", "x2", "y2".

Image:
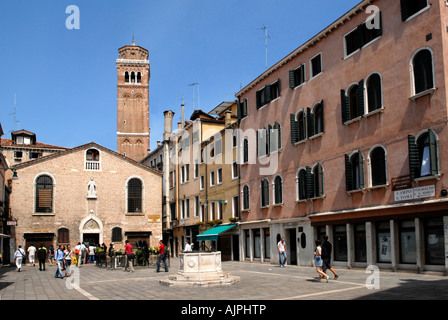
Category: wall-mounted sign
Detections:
[
  {"x1": 148, "y1": 215, "x2": 160, "y2": 223},
  {"x1": 394, "y1": 185, "x2": 435, "y2": 202},
  {"x1": 7, "y1": 220, "x2": 17, "y2": 226},
  {"x1": 391, "y1": 175, "x2": 412, "y2": 191}
]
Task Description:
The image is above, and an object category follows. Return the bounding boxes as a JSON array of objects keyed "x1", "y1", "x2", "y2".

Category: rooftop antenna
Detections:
[
  {"x1": 8, "y1": 94, "x2": 19, "y2": 132},
  {"x1": 188, "y1": 83, "x2": 200, "y2": 109},
  {"x1": 257, "y1": 25, "x2": 270, "y2": 70}
]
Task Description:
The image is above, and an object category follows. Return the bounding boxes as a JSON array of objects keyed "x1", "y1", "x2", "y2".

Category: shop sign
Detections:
[
  {"x1": 7, "y1": 220, "x2": 17, "y2": 226},
  {"x1": 394, "y1": 185, "x2": 435, "y2": 202},
  {"x1": 391, "y1": 175, "x2": 412, "y2": 191},
  {"x1": 148, "y1": 215, "x2": 160, "y2": 223}
]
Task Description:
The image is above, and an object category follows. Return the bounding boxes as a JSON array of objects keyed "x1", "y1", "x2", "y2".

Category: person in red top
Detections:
[
  {"x1": 156, "y1": 240, "x2": 168, "y2": 272},
  {"x1": 123, "y1": 240, "x2": 134, "y2": 273}
]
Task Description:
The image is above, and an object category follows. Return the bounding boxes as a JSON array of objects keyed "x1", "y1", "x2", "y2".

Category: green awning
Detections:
[{"x1": 196, "y1": 224, "x2": 237, "y2": 242}]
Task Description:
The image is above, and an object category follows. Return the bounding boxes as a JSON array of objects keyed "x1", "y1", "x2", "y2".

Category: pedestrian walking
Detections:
[
  {"x1": 37, "y1": 244, "x2": 47, "y2": 271},
  {"x1": 123, "y1": 240, "x2": 134, "y2": 273},
  {"x1": 14, "y1": 245, "x2": 26, "y2": 272},
  {"x1": 88, "y1": 244, "x2": 96, "y2": 264},
  {"x1": 321, "y1": 235, "x2": 340, "y2": 280},
  {"x1": 75, "y1": 242, "x2": 82, "y2": 268},
  {"x1": 54, "y1": 245, "x2": 65, "y2": 279},
  {"x1": 108, "y1": 243, "x2": 115, "y2": 269},
  {"x1": 314, "y1": 240, "x2": 329, "y2": 283},
  {"x1": 277, "y1": 237, "x2": 287, "y2": 268},
  {"x1": 156, "y1": 240, "x2": 169, "y2": 272},
  {"x1": 48, "y1": 245, "x2": 55, "y2": 266},
  {"x1": 27, "y1": 244, "x2": 36, "y2": 267},
  {"x1": 64, "y1": 245, "x2": 73, "y2": 277},
  {"x1": 81, "y1": 242, "x2": 88, "y2": 264}
]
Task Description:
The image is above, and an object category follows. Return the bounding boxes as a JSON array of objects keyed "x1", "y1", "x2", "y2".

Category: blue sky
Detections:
[{"x1": 0, "y1": 0, "x2": 359, "y2": 151}]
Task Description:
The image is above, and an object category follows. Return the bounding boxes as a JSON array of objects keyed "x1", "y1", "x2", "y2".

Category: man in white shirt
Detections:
[
  {"x1": 277, "y1": 237, "x2": 287, "y2": 268},
  {"x1": 27, "y1": 245, "x2": 37, "y2": 267},
  {"x1": 184, "y1": 240, "x2": 192, "y2": 252}
]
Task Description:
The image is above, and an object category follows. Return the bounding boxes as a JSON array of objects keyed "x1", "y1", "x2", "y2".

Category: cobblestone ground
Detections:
[{"x1": 1, "y1": 258, "x2": 447, "y2": 302}]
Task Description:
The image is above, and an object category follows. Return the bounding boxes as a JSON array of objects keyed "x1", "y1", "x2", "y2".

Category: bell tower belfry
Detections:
[{"x1": 116, "y1": 39, "x2": 150, "y2": 162}]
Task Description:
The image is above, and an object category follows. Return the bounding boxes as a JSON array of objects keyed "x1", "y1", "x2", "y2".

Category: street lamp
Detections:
[{"x1": 0, "y1": 167, "x2": 18, "y2": 180}]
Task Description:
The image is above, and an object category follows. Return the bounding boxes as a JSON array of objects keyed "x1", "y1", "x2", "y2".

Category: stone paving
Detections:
[{"x1": 1, "y1": 258, "x2": 447, "y2": 301}]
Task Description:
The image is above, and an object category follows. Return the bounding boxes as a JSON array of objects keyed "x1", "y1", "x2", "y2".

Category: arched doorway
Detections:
[{"x1": 80, "y1": 215, "x2": 103, "y2": 247}]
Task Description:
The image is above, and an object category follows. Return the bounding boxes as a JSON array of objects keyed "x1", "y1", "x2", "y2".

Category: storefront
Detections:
[{"x1": 309, "y1": 202, "x2": 448, "y2": 273}]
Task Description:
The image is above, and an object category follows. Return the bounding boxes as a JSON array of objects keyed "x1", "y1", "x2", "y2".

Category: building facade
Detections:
[
  {"x1": 116, "y1": 41, "x2": 151, "y2": 162},
  {"x1": 236, "y1": 0, "x2": 448, "y2": 273},
  {"x1": 10, "y1": 142, "x2": 162, "y2": 258}
]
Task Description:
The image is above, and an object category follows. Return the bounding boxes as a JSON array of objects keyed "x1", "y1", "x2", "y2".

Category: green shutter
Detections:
[
  {"x1": 306, "y1": 166, "x2": 315, "y2": 199},
  {"x1": 307, "y1": 107, "x2": 314, "y2": 138},
  {"x1": 320, "y1": 100, "x2": 325, "y2": 133},
  {"x1": 358, "y1": 150, "x2": 365, "y2": 189},
  {"x1": 357, "y1": 79, "x2": 365, "y2": 117},
  {"x1": 345, "y1": 154, "x2": 353, "y2": 191},
  {"x1": 428, "y1": 129, "x2": 439, "y2": 176},
  {"x1": 408, "y1": 135, "x2": 419, "y2": 180},
  {"x1": 341, "y1": 89, "x2": 349, "y2": 123},
  {"x1": 289, "y1": 70, "x2": 296, "y2": 88},
  {"x1": 290, "y1": 114, "x2": 299, "y2": 144},
  {"x1": 265, "y1": 85, "x2": 272, "y2": 103}
]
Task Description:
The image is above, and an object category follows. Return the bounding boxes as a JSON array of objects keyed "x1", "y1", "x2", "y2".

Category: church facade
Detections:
[{"x1": 10, "y1": 142, "x2": 162, "y2": 252}]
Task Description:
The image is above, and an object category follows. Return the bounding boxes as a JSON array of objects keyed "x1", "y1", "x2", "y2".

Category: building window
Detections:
[
  {"x1": 354, "y1": 224, "x2": 367, "y2": 263},
  {"x1": 401, "y1": 0, "x2": 429, "y2": 21},
  {"x1": 256, "y1": 80, "x2": 280, "y2": 109},
  {"x1": 273, "y1": 175, "x2": 283, "y2": 205},
  {"x1": 137, "y1": 72, "x2": 141, "y2": 83},
  {"x1": 194, "y1": 160, "x2": 199, "y2": 179},
  {"x1": 310, "y1": 53, "x2": 322, "y2": 78},
  {"x1": 232, "y1": 196, "x2": 239, "y2": 218},
  {"x1": 411, "y1": 48, "x2": 434, "y2": 96},
  {"x1": 112, "y1": 227, "x2": 123, "y2": 242},
  {"x1": 185, "y1": 199, "x2": 190, "y2": 219},
  {"x1": 35, "y1": 175, "x2": 53, "y2": 213},
  {"x1": 399, "y1": 220, "x2": 416, "y2": 264},
  {"x1": 232, "y1": 161, "x2": 238, "y2": 179},
  {"x1": 341, "y1": 81, "x2": 364, "y2": 123},
  {"x1": 313, "y1": 163, "x2": 324, "y2": 198},
  {"x1": 376, "y1": 222, "x2": 391, "y2": 263},
  {"x1": 58, "y1": 228, "x2": 69, "y2": 244},
  {"x1": 270, "y1": 122, "x2": 282, "y2": 152},
  {"x1": 344, "y1": 11, "x2": 382, "y2": 57},
  {"x1": 243, "y1": 138, "x2": 249, "y2": 164},
  {"x1": 297, "y1": 111, "x2": 306, "y2": 142},
  {"x1": 195, "y1": 196, "x2": 200, "y2": 217},
  {"x1": 210, "y1": 171, "x2": 215, "y2": 187},
  {"x1": 345, "y1": 151, "x2": 365, "y2": 191},
  {"x1": 200, "y1": 175, "x2": 205, "y2": 190},
  {"x1": 131, "y1": 71, "x2": 136, "y2": 83},
  {"x1": 333, "y1": 225, "x2": 348, "y2": 262},
  {"x1": 370, "y1": 146, "x2": 387, "y2": 186},
  {"x1": 125, "y1": 71, "x2": 129, "y2": 83},
  {"x1": 127, "y1": 178, "x2": 142, "y2": 213},
  {"x1": 408, "y1": 129, "x2": 438, "y2": 179},
  {"x1": 260, "y1": 178, "x2": 270, "y2": 207},
  {"x1": 217, "y1": 167, "x2": 223, "y2": 184},
  {"x1": 289, "y1": 64, "x2": 306, "y2": 88},
  {"x1": 86, "y1": 149, "x2": 100, "y2": 171},
  {"x1": 242, "y1": 185, "x2": 250, "y2": 211},
  {"x1": 238, "y1": 98, "x2": 248, "y2": 119},
  {"x1": 312, "y1": 101, "x2": 324, "y2": 135},
  {"x1": 424, "y1": 218, "x2": 445, "y2": 265},
  {"x1": 297, "y1": 169, "x2": 308, "y2": 201},
  {"x1": 366, "y1": 73, "x2": 382, "y2": 113}
]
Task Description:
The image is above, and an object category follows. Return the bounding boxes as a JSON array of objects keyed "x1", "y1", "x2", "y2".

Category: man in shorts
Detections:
[{"x1": 321, "y1": 235, "x2": 339, "y2": 280}]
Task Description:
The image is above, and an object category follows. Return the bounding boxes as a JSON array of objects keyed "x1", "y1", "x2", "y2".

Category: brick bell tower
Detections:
[{"x1": 116, "y1": 38, "x2": 150, "y2": 162}]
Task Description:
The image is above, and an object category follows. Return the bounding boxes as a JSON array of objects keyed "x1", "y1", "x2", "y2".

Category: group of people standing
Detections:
[{"x1": 277, "y1": 235, "x2": 340, "y2": 282}]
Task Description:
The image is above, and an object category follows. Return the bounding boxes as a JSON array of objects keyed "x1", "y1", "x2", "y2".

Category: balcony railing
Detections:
[{"x1": 85, "y1": 161, "x2": 101, "y2": 171}]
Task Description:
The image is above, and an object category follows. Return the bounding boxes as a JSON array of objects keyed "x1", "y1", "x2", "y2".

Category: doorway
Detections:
[
  {"x1": 83, "y1": 233, "x2": 99, "y2": 246},
  {"x1": 288, "y1": 229, "x2": 297, "y2": 265}
]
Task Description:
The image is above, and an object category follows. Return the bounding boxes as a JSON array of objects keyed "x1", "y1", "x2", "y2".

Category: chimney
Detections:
[
  {"x1": 181, "y1": 104, "x2": 185, "y2": 128},
  {"x1": 178, "y1": 122, "x2": 182, "y2": 131},
  {"x1": 163, "y1": 110, "x2": 175, "y2": 141},
  {"x1": 225, "y1": 110, "x2": 232, "y2": 126},
  {"x1": 157, "y1": 141, "x2": 161, "y2": 147}
]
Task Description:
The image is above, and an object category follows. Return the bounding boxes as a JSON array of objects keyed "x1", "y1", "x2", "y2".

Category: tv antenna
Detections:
[
  {"x1": 188, "y1": 83, "x2": 200, "y2": 109},
  {"x1": 9, "y1": 94, "x2": 20, "y2": 132},
  {"x1": 257, "y1": 25, "x2": 270, "y2": 70}
]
